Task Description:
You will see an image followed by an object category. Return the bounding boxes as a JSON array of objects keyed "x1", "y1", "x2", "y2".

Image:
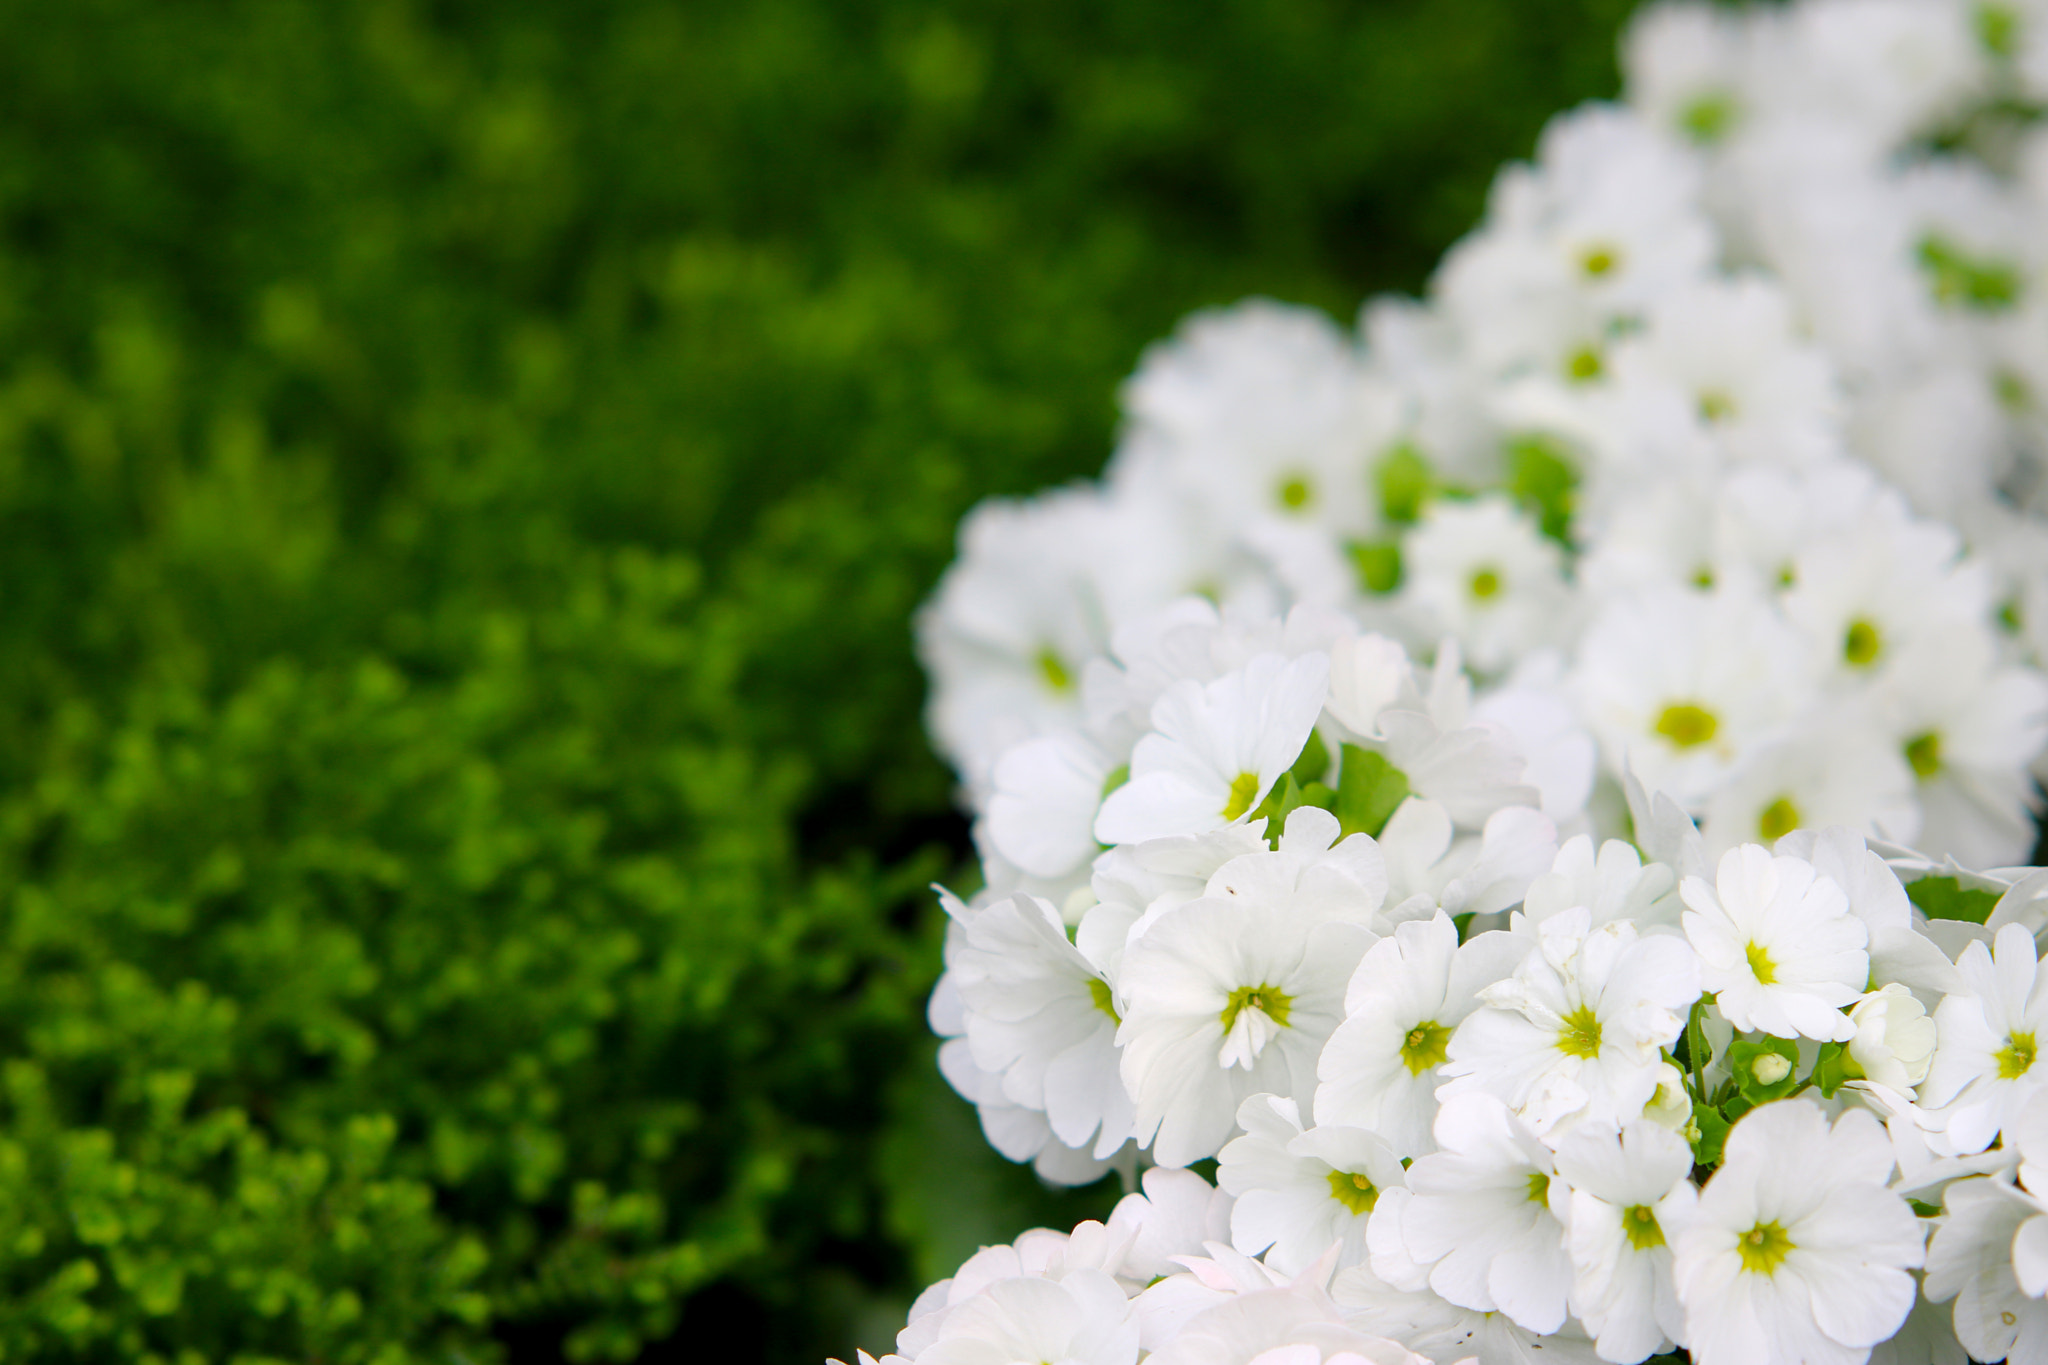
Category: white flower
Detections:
[
  {"x1": 1218, "y1": 1093, "x2": 1409, "y2": 1277},
  {"x1": 1398, "y1": 496, "x2": 1572, "y2": 675},
  {"x1": 940, "y1": 891, "x2": 1134, "y2": 1161},
  {"x1": 1573, "y1": 585, "x2": 1816, "y2": 808},
  {"x1": 1376, "y1": 798, "x2": 1559, "y2": 922},
  {"x1": 1096, "y1": 652, "x2": 1331, "y2": 844},
  {"x1": 1923, "y1": 1092, "x2": 2048, "y2": 1364},
  {"x1": 1106, "y1": 1166, "x2": 1236, "y2": 1291},
  {"x1": 919, "y1": 486, "x2": 1169, "y2": 788},
  {"x1": 985, "y1": 730, "x2": 1118, "y2": 882},
  {"x1": 1696, "y1": 710, "x2": 1920, "y2": 858},
  {"x1": 1144, "y1": 1283, "x2": 1433, "y2": 1365},
  {"x1": 1518, "y1": 835, "x2": 1682, "y2": 933},
  {"x1": 1923, "y1": 922, "x2": 2048, "y2": 1155},
  {"x1": 1118, "y1": 299, "x2": 1397, "y2": 540},
  {"x1": 1671, "y1": 1099, "x2": 1924, "y2": 1365},
  {"x1": 1315, "y1": 914, "x2": 1527, "y2": 1157},
  {"x1": 1117, "y1": 812, "x2": 1380, "y2": 1166},
  {"x1": 1609, "y1": 275, "x2": 1844, "y2": 469},
  {"x1": 1399, "y1": 1092, "x2": 1574, "y2": 1334},
  {"x1": 915, "y1": 1270, "x2": 1139, "y2": 1365},
  {"x1": 1924, "y1": 1172, "x2": 2048, "y2": 1365},
  {"x1": 1552, "y1": 1120, "x2": 1697, "y2": 1365},
  {"x1": 1680, "y1": 843, "x2": 1867, "y2": 1042},
  {"x1": 1441, "y1": 909, "x2": 1701, "y2": 1136}
]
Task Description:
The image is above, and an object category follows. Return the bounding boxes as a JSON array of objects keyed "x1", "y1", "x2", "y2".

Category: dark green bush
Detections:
[{"x1": 0, "y1": 0, "x2": 1637, "y2": 1358}]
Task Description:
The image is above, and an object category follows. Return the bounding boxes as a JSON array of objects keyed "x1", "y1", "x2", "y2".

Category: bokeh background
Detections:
[{"x1": 0, "y1": 1, "x2": 1647, "y2": 1359}]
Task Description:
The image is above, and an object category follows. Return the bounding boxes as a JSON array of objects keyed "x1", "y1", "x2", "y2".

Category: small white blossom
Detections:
[
  {"x1": 1552, "y1": 1120, "x2": 1697, "y2": 1365},
  {"x1": 1671, "y1": 1100, "x2": 1924, "y2": 1365},
  {"x1": 1441, "y1": 909, "x2": 1701, "y2": 1136},
  {"x1": 1681, "y1": 843, "x2": 1867, "y2": 1042},
  {"x1": 1400, "y1": 1093, "x2": 1574, "y2": 1334}
]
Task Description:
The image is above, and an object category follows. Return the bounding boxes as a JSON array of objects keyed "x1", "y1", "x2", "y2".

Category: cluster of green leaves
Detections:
[{"x1": 0, "y1": 0, "x2": 1640, "y2": 1358}]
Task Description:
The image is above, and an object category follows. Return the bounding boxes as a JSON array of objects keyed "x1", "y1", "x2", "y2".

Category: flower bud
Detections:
[
  {"x1": 1643, "y1": 1060, "x2": 1693, "y2": 1131},
  {"x1": 1751, "y1": 1052, "x2": 1792, "y2": 1086},
  {"x1": 1846, "y1": 982, "x2": 1937, "y2": 1089}
]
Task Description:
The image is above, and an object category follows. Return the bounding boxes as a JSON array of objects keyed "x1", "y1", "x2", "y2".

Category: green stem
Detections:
[{"x1": 1686, "y1": 1000, "x2": 1709, "y2": 1102}]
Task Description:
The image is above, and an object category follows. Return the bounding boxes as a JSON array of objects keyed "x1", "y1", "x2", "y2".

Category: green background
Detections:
[{"x1": 0, "y1": 0, "x2": 1638, "y2": 1359}]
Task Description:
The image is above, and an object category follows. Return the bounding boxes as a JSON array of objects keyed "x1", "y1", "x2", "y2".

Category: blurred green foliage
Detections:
[{"x1": 0, "y1": 0, "x2": 1636, "y2": 1358}]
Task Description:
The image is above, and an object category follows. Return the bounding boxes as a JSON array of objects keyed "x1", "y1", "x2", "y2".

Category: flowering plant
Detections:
[{"x1": 848, "y1": 1, "x2": 2048, "y2": 1361}]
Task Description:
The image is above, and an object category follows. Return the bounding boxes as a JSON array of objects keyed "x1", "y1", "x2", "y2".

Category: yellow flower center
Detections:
[
  {"x1": 1400, "y1": 1020, "x2": 1452, "y2": 1075},
  {"x1": 1036, "y1": 647, "x2": 1073, "y2": 694},
  {"x1": 1746, "y1": 941, "x2": 1777, "y2": 986},
  {"x1": 1567, "y1": 345, "x2": 1604, "y2": 382},
  {"x1": 1655, "y1": 702, "x2": 1718, "y2": 749},
  {"x1": 1737, "y1": 1220, "x2": 1795, "y2": 1274},
  {"x1": 1327, "y1": 1169, "x2": 1379, "y2": 1215},
  {"x1": 1470, "y1": 567, "x2": 1503, "y2": 600},
  {"x1": 1526, "y1": 1171, "x2": 1551, "y2": 1204},
  {"x1": 1556, "y1": 1005, "x2": 1603, "y2": 1059},
  {"x1": 1580, "y1": 244, "x2": 1621, "y2": 278},
  {"x1": 1905, "y1": 731, "x2": 1942, "y2": 780},
  {"x1": 1220, "y1": 983, "x2": 1293, "y2": 1033},
  {"x1": 1221, "y1": 771, "x2": 1262, "y2": 821},
  {"x1": 1624, "y1": 1203, "x2": 1665, "y2": 1251},
  {"x1": 1844, "y1": 618, "x2": 1882, "y2": 667},
  {"x1": 1698, "y1": 389, "x2": 1736, "y2": 422},
  {"x1": 1998, "y1": 1031, "x2": 2037, "y2": 1080},
  {"x1": 1757, "y1": 796, "x2": 1801, "y2": 842},
  {"x1": 1277, "y1": 474, "x2": 1314, "y2": 512},
  {"x1": 1088, "y1": 977, "x2": 1119, "y2": 1023}
]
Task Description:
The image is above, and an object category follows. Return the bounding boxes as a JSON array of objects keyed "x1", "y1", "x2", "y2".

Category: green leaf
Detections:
[
  {"x1": 1691, "y1": 1102, "x2": 1729, "y2": 1169},
  {"x1": 1504, "y1": 433, "x2": 1579, "y2": 545},
  {"x1": 1251, "y1": 775, "x2": 1315, "y2": 839},
  {"x1": 1906, "y1": 875, "x2": 2001, "y2": 924},
  {"x1": 1376, "y1": 443, "x2": 1435, "y2": 525},
  {"x1": 1811, "y1": 1040, "x2": 1857, "y2": 1098},
  {"x1": 1728, "y1": 1035, "x2": 1801, "y2": 1104},
  {"x1": 1344, "y1": 539, "x2": 1404, "y2": 595},
  {"x1": 1290, "y1": 729, "x2": 1331, "y2": 787},
  {"x1": 1335, "y1": 745, "x2": 1411, "y2": 840}
]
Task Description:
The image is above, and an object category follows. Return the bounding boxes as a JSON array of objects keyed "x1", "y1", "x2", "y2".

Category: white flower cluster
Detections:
[
  {"x1": 918, "y1": 0, "x2": 2048, "y2": 871},
  {"x1": 875, "y1": 1, "x2": 2048, "y2": 1363}
]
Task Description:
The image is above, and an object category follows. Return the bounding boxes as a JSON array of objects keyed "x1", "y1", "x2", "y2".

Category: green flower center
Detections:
[
  {"x1": 1746, "y1": 940, "x2": 1777, "y2": 986},
  {"x1": 1088, "y1": 977, "x2": 1119, "y2": 1023},
  {"x1": 1567, "y1": 345, "x2": 1604, "y2": 383},
  {"x1": 1844, "y1": 618, "x2": 1882, "y2": 667},
  {"x1": 1526, "y1": 1171, "x2": 1551, "y2": 1205},
  {"x1": 1220, "y1": 983, "x2": 1293, "y2": 1034},
  {"x1": 1737, "y1": 1220, "x2": 1795, "y2": 1274},
  {"x1": 1221, "y1": 771, "x2": 1262, "y2": 821},
  {"x1": 1470, "y1": 567, "x2": 1503, "y2": 601},
  {"x1": 1327, "y1": 1169, "x2": 1380, "y2": 1216},
  {"x1": 1680, "y1": 91, "x2": 1737, "y2": 145},
  {"x1": 1556, "y1": 1004, "x2": 1603, "y2": 1059},
  {"x1": 1277, "y1": 474, "x2": 1314, "y2": 512},
  {"x1": 1655, "y1": 702, "x2": 1718, "y2": 749},
  {"x1": 1036, "y1": 647, "x2": 1073, "y2": 694},
  {"x1": 1400, "y1": 1020, "x2": 1452, "y2": 1075},
  {"x1": 1623, "y1": 1203, "x2": 1665, "y2": 1251},
  {"x1": 1905, "y1": 731, "x2": 1942, "y2": 780},
  {"x1": 1999, "y1": 1031, "x2": 2037, "y2": 1080},
  {"x1": 1698, "y1": 389, "x2": 1736, "y2": 422},
  {"x1": 1757, "y1": 796, "x2": 1801, "y2": 842}
]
